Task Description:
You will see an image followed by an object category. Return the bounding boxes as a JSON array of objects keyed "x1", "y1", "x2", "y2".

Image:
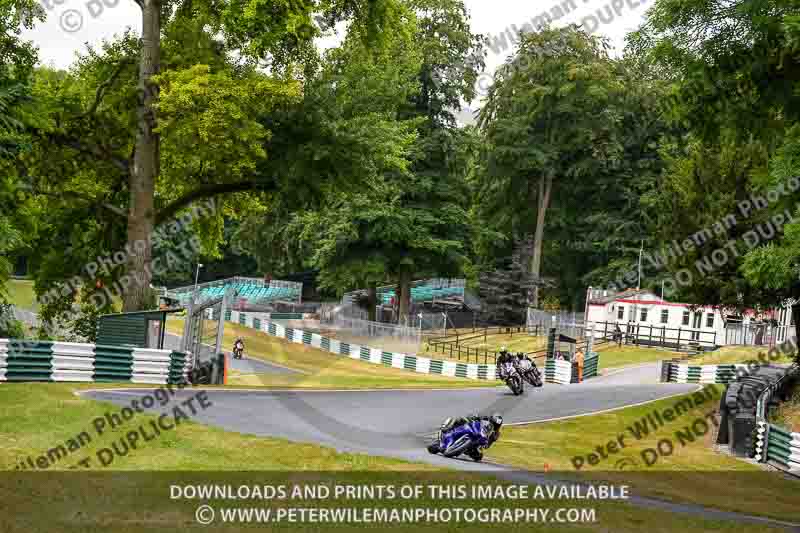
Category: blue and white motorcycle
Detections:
[{"x1": 426, "y1": 418, "x2": 494, "y2": 462}]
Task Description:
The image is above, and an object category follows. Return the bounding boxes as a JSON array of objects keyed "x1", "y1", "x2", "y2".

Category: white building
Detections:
[{"x1": 585, "y1": 288, "x2": 793, "y2": 347}]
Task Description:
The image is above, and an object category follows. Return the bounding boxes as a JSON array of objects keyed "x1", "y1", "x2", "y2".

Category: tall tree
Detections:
[
  {"x1": 629, "y1": 0, "x2": 800, "y2": 311},
  {"x1": 238, "y1": 0, "x2": 486, "y2": 324},
  {"x1": 478, "y1": 26, "x2": 624, "y2": 308}
]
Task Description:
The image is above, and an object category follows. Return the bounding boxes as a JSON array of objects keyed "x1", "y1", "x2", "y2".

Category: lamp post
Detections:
[
  {"x1": 193, "y1": 263, "x2": 204, "y2": 303},
  {"x1": 637, "y1": 240, "x2": 643, "y2": 290}
]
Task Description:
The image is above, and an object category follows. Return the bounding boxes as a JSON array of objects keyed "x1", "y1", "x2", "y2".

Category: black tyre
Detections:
[
  {"x1": 427, "y1": 442, "x2": 440, "y2": 454},
  {"x1": 509, "y1": 376, "x2": 524, "y2": 396},
  {"x1": 467, "y1": 449, "x2": 483, "y2": 462}
]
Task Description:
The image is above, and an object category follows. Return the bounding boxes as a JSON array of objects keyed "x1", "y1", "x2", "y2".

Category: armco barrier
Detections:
[
  {"x1": 0, "y1": 339, "x2": 192, "y2": 384},
  {"x1": 756, "y1": 422, "x2": 800, "y2": 473},
  {"x1": 222, "y1": 312, "x2": 497, "y2": 381},
  {"x1": 752, "y1": 364, "x2": 800, "y2": 476}
]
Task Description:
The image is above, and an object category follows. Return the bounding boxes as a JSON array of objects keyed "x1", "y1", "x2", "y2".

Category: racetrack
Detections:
[
  {"x1": 83, "y1": 362, "x2": 692, "y2": 462},
  {"x1": 80, "y1": 363, "x2": 800, "y2": 530}
]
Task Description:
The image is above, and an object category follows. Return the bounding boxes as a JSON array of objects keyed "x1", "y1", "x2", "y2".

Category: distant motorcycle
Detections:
[
  {"x1": 498, "y1": 360, "x2": 524, "y2": 395},
  {"x1": 232, "y1": 340, "x2": 244, "y2": 360},
  {"x1": 427, "y1": 418, "x2": 493, "y2": 462}
]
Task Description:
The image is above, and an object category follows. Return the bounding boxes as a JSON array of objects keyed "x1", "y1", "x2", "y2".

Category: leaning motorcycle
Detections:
[
  {"x1": 426, "y1": 418, "x2": 492, "y2": 462},
  {"x1": 516, "y1": 357, "x2": 543, "y2": 388},
  {"x1": 498, "y1": 360, "x2": 524, "y2": 395}
]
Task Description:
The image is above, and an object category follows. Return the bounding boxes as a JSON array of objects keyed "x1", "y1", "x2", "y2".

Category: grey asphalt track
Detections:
[{"x1": 81, "y1": 362, "x2": 800, "y2": 530}]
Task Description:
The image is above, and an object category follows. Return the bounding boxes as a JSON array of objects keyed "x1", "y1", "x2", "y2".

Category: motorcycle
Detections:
[
  {"x1": 426, "y1": 418, "x2": 492, "y2": 462},
  {"x1": 498, "y1": 360, "x2": 524, "y2": 395},
  {"x1": 516, "y1": 356, "x2": 543, "y2": 388},
  {"x1": 233, "y1": 342, "x2": 244, "y2": 359}
]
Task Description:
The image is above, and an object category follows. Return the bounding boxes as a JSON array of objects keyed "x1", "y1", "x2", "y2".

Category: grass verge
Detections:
[
  {"x1": 6, "y1": 279, "x2": 37, "y2": 310},
  {"x1": 486, "y1": 386, "x2": 800, "y2": 521},
  {"x1": 688, "y1": 345, "x2": 796, "y2": 365},
  {"x1": 771, "y1": 386, "x2": 800, "y2": 432},
  {"x1": 0, "y1": 383, "x2": 787, "y2": 532},
  {"x1": 593, "y1": 344, "x2": 681, "y2": 370},
  {"x1": 166, "y1": 318, "x2": 498, "y2": 389}
]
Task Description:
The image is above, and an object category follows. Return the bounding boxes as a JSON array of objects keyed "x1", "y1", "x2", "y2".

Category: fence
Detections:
[
  {"x1": 11, "y1": 307, "x2": 39, "y2": 329},
  {"x1": 591, "y1": 321, "x2": 718, "y2": 352},
  {"x1": 318, "y1": 312, "x2": 422, "y2": 354},
  {"x1": 724, "y1": 322, "x2": 790, "y2": 347},
  {"x1": 426, "y1": 325, "x2": 547, "y2": 365},
  {"x1": 527, "y1": 309, "x2": 585, "y2": 328}
]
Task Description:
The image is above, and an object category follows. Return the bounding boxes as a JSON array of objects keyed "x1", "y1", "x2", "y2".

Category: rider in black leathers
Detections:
[
  {"x1": 439, "y1": 413, "x2": 504, "y2": 448},
  {"x1": 496, "y1": 346, "x2": 515, "y2": 379},
  {"x1": 233, "y1": 338, "x2": 245, "y2": 358},
  {"x1": 515, "y1": 352, "x2": 541, "y2": 385}
]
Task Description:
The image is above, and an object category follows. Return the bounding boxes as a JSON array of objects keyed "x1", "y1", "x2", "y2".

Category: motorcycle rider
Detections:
[
  {"x1": 233, "y1": 337, "x2": 245, "y2": 358},
  {"x1": 432, "y1": 413, "x2": 504, "y2": 459},
  {"x1": 516, "y1": 352, "x2": 542, "y2": 385},
  {"x1": 496, "y1": 346, "x2": 515, "y2": 379}
]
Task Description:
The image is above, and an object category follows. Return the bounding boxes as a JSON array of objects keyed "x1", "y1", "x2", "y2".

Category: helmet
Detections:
[
  {"x1": 500, "y1": 346, "x2": 507, "y2": 353},
  {"x1": 489, "y1": 414, "x2": 503, "y2": 429}
]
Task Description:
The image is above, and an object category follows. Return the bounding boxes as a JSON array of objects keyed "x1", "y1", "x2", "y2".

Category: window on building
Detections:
[
  {"x1": 661, "y1": 309, "x2": 669, "y2": 324},
  {"x1": 617, "y1": 306, "x2": 624, "y2": 320},
  {"x1": 706, "y1": 313, "x2": 714, "y2": 328},
  {"x1": 682, "y1": 311, "x2": 690, "y2": 326},
  {"x1": 640, "y1": 309, "x2": 648, "y2": 322}
]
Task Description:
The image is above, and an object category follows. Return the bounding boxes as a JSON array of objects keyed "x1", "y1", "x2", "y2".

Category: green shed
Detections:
[{"x1": 96, "y1": 308, "x2": 182, "y2": 349}]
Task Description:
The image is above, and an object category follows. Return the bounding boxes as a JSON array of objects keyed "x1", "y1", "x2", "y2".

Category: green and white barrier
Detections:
[
  {"x1": 218, "y1": 310, "x2": 309, "y2": 323},
  {"x1": 545, "y1": 353, "x2": 600, "y2": 385},
  {"x1": 223, "y1": 314, "x2": 497, "y2": 381},
  {"x1": 583, "y1": 354, "x2": 599, "y2": 380},
  {"x1": 0, "y1": 339, "x2": 191, "y2": 384},
  {"x1": 666, "y1": 363, "x2": 748, "y2": 384},
  {"x1": 756, "y1": 421, "x2": 800, "y2": 474},
  {"x1": 545, "y1": 359, "x2": 572, "y2": 385}
]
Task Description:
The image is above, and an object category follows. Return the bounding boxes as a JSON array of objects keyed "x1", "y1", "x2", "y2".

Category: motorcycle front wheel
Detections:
[
  {"x1": 508, "y1": 376, "x2": 524, "y2": 396},
  {"x1": 443, "y1": 437, "x2": 473, "y2": 458},
  {"x1": 467, "y1": 449, "x2": 484, "y2": 462}
]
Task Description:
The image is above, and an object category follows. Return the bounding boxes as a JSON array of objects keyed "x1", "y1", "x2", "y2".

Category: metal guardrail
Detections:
[{"x1": 754, "y1": 363, "x2": 800, "y2": 476}]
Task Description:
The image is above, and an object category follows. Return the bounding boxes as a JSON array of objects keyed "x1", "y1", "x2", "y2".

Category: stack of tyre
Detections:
[{"x1": 717, "y1": 365, "x2": 794, "y2": 457}]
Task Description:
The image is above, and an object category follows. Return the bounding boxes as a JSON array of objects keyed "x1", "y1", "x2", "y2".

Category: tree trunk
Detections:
[
  {"x1": 123, "y1": 0, "x2": 160, "y2": 312},
  {"x1": 398, "y1": 270, "x2": 411, "y2": 326},
  {"x1": 367, "y1": 283, "x2": 377, "y2": 322},
  {"x1": 530, "y1": 175, "x2": 552, "y2": 309}
]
